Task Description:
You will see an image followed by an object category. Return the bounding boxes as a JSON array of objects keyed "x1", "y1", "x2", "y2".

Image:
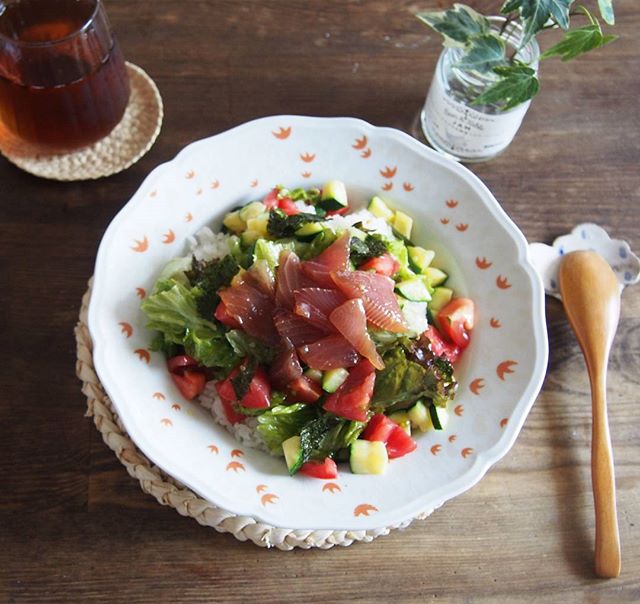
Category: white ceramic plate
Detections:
[{"x1": 89, "y1": 115, "x2": 548, "y2": 531}]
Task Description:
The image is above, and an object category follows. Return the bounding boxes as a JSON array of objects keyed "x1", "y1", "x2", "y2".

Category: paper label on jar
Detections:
[{"x1": 424, "y1": 73, "x2": 530, "y2": 160}]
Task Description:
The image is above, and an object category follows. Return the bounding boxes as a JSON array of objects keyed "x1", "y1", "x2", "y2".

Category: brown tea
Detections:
[{"x1": 0, "y1": 0, "x2": 130, "y2": 154}]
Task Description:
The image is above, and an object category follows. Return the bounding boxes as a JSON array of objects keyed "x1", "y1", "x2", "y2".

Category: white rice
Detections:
[
  {"x1": 198, "y1": 381, "x2": 278, "y2": 456},
  {"x1": 325, "y1": 208, "x2": 393, "y2": 238},
  {"x1": 294, "y1": 200, "x2": 317, "y2": 214},
  {"x1": 187, "y1": 226, "x2": 231, "y2": 262}
]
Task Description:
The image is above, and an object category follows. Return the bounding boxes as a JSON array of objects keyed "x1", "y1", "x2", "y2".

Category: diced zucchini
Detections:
[
  {"x1": 282, "y1": 435, "x2": 304, "y2": 474},
  {"x1": 350, "y1": 440, "x2": 389, "y2": 475},
  {"x1": 241, "y1": 230, "x2": 261, "y2": 246},
  {"x1": 320, "y1": 180, "x2": 348, "y2": 211},
  {"x1": 423, "y1": 266, "x2": 448, "y2": 287},
  {"x1": 295, "y1": 221, "x2": 325, "y2": 241},
  {"x1": 245, "y1": 212, "x2": 269, "y2": 237},
  {"x1": 368, "y1": 196, "x2": 394, "y2": 220},
  {"x1": 223, "y1": 210, "x2": 246, "y2": 234},
  {"x1": 430, "y1": 287, "x2": 453, "y2": 312},
  {"x1": 322, "y1": 368, "x2": 349, "y2": 393},
  {"x1": 304, "y1": 368, "x2": 323, "y2": 383},
  {"x1": 408, "y1": 246, "x2": 436, "y2": 273},
  {"x1": 395, "y1": 278, "x2": 432, "y2": 302},
  {"x1": 429, "y1": 405, "x2": 449, "y2": 431},
  {"x1": 388, "y1": 412, "x2": 412, "y2": 435},
  {"x1": 399, "y1": 300, "x2": 429, "y2": 335},
  {"x1": 407, "y1": 401, "x2": 430, "y2": 432},
  {"x1": 239, "y1": 201, "x2": 266, "y2": 222},
  {"x1": 392, "y1": 211, "x2": 413, "y2": 239}
]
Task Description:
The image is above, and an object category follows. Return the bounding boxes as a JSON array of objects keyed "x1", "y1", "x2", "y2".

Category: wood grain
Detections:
[{"x1": 1, "y1": 1, "x2": 639, "y2": 602}]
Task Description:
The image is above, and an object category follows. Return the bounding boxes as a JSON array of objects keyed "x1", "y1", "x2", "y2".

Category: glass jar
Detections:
[{"x1": 421, "y1": 18, "x2": 539, "y2": 163}]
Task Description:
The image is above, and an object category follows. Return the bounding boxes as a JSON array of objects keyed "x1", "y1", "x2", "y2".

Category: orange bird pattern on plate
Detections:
[
  {"x1": 469, "y1": 378, "x2": 485, "y2": 395},
  {"x1": 196, "y1": 188, "x2": 203, "y2": 196},
  {"x1": 301, "y1": 171, "x2": 312, "y2": 178},
  {"x1": 500, "y1": 418, "x2": 509, "y2": 428},
  {"x1": 496, "y1": 275, "x2": 511, "y2": 289},
  {"x1": 354, "y1": 503, "x2": 378, "y2": 517},
  {"x1": 136, "y1": 287, "x2": 146, "y2": 299},
  {"x1": 131, "y1": 236, "x2": 148, "y2": 253},
  {"x1": 382, "y1": 182, "x2": 393, "y2": 191},
  {"x1": 134, "y1": 348, "x2": 150, "y2": 363},
  {"x1": 323, "y1": 482, "x2": 341, "y2": 493},
  {"x1": 261, "y1": 493, "x2": 278, "y2": 506},
  {"x1": 430, "y1": 444, "x2": 442, "y2": 455},
  {"x1": 250, "y1": 179, "x2": 258, "y2": 188},
  {"x1": 210, "y1": 179, "x2": 220, "y2": 189},
  {"x1": 300, "y1": 152, "x2": 315, "y2": 162},
  {"x1": 490, "y1": 317, "x2": 501, "y2": 328},
  {"x1": 152, "y1": 392, "x2": 165, "y2": 400},
  {"x1": 379, "y1": 166, "x2": 397, "y2": 178},
  {"x1": 454, "y1": 404, "x2": 464, "y2": 417},
  {"x1": 162, "y1": 229, "x2": 175, "y2": 244},
  {"x1": 256, "y1": 484, "x2": 268, "y2": 493},
  {"x1": 361, "y1": 148, "x2": 372, "y2": 158},
  {"x1": 185, "y1": 212, "x2": 193, "y2": 222},
  {"x1": 352, "y1": 135, "x2": 367, "y2": 149},
  {"x1": 160, "y1": 418, "x2": 173, "y2": 427},
  {"x1": 446, "y1": 199, "x2": 459, "y2": 208},
  {"x1": 185, "y1": 170, "x2": 195, "y2": 180},
  {"x1": 461, "y1": 447, "x2": 474, "y2": 458},
  {"x1": 118, "y1": 322, "x2": 133, "y2": 338},
  {"x1": 440, "y1": 217, "x2": 450, "y2": 225},
  {"x1": 171, "y1": 403, "x2": 181, "y2": 411},
  {"x1": 149, "y1": 190, "x2": 157, "y2": 198},
  {"x1": 231, "y1": 449, "x2": 244, "y2": 458},
  {"x1": 208, "y1": 445, "x2": 219, "y2": 454},
  {"x1": 497, "y1": 360, "x2": 518, "y2": 380},
  {"x1": 456, "y1": 223, "x2": 468, "y2": 232},
  {"x1": 476, "y1": 257, "x2": 492, "y2": 269},
  {"x1": 272, "y1": 126, "x2": 291, "y2": 139},
  {"x1": 402, "y1": 182, "x2": 414, "y2": 192},
  {"x1": 226, "y1": 461, "x2": 245, "y2": 472},
  {"x1": 448, "y1": 434, "x2": 457, "y2": 443}
]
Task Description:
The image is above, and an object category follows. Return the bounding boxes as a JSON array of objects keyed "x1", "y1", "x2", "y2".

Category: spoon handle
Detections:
[{"x1": 590, "y1": 368, "x2": 621, "y2": 578}]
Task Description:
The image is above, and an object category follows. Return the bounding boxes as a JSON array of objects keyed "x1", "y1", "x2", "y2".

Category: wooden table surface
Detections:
[{"x1": 1, "y1": 1, "x2": 638, "y2": 602}]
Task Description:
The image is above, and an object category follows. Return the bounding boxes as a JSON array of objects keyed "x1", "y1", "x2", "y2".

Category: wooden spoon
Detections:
[{"x1": 558, "y1": 250, "x2": 621, "y2": 578}]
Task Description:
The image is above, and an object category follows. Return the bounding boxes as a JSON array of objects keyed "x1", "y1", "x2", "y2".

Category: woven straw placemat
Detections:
[
  {"x1": 1, "y1": 63, "x2": 163, "y2": 181},
  {"x1": 75, "y1": 281, "x2": 433, "y2": 550}
]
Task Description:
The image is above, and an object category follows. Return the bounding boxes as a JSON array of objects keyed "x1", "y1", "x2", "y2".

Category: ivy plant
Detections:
[{"x1": 417, "y1": 1, "x2": 617, "y2": 110}]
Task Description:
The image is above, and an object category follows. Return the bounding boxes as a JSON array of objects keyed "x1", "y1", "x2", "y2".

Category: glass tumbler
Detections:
[{"x1": 0, "y1": 0, "x2": 130, "y2": 155}]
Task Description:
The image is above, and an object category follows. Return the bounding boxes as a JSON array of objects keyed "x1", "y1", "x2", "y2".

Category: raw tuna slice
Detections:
[
  {"x1": 219, "y1": 277, "x2": 278, "y2": 344},
  {"x1": 331, "y1": 270, "x2": 408, "y2": 333},
  {"x1": 329, "y1": 298, "x2": 384, "y2": 370},
  {"x1": 273, "y1": 308, "x2": 326, "y2": 347},
  {"x1": 298, "y1": 334, "x2": 360, "y2": 370},
  {"x1": 276, "y1": 250, "x2": 314, "y2": 309},
  {"x1": 269, "y1": 345, "x2": 303, "y2": 390},
  {"x1": 293, "y1": 288, "x2": 345, "y2": 332},
  {"x1": 302, "y1": 232, "x2": 351, "y2": 287}
]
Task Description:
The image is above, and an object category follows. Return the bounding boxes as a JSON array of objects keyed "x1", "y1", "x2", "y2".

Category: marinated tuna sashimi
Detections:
[{"x1": 141, "y1": 180, "x2": 474, "y2": 479}]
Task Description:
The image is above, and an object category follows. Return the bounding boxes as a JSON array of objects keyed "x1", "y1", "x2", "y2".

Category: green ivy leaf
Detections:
[
  {"x1": 472, "y1": 63, "x2": 540, "y2": 111},
  {"x1": 500, "y1": 0, "x2": 523, "y2": 14},
  {"x1": 520, "y1": 0, "x2": 574, "y2": 45},
  {"x1": 416, "y1": 3, "x2": 489, "y2": 46},
  {"x1": 456, "y1": 34, "x2": 507, "y2": 73},
  {"x1": 597, "y1": 0, "x2": 615, "y2": 25},
  {"x1": 541, "y1": 13, "x2": 617, "y2": 61}
]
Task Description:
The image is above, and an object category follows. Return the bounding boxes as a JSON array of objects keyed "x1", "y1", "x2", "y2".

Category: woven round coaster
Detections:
[
  {"x1": 75, "y1": 281, "x2": 433, "y2": 550},
  {"x1": 1, "y1": 63, "x2": 163, "y2": 181}
]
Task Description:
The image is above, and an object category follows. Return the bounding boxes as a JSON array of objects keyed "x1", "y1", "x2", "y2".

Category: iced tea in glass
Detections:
[{"x1": 0, "y1": 0, "x2": 130, "y2": 155}]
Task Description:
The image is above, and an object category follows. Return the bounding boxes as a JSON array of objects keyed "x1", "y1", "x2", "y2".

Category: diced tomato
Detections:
[
  {"x1": 263, "y1": 188, "x2": 279, "y2": 209},
  {"x1": 422, "y1": 325, "x2": 461, "y2": 364},
  {"x1": 214, "y1": 371, "x2": 245, "y2": 424},
  {"x1": 299, "y1": 457, "x2": 338, "y2": 479},
  {"x1": 385, "y1": 424, "x2": 418, "y2": 459},
  {"x1": 278, "y1": 197, "x2": 300, "y2": 216},
  {"x1": 214, "y1": 300, "x2": 241, "y2": 328},
  {"x1": 239, "y1": 366, "x2": 271, "y2": 409},
  {"x1": 361, "y1": 414, "x2": 397, "y2": 442},
  {"x1": 171, "y1": 369, "x2": 206, "y2": 400},
  {"x1": 362, "y1": 413, "x2": 417, "y2": 459},
  {"x1": 167, "y1": 354, "x2": 199, "y2": 373},
  {"x1": 288, "y1": 375, "x2": 323, "y2": 403},
  {"x1": 326, "y1": 205, "x2": 349, "y2": 216},
  {"x1": 323, "y1": 359, "x2": 376, "y2": 422},
  {"x1": 221, "y1": 396, "x2": 246, "y2": 424},
  {"x1": 358, "y1": 253, "x2": 400, "y2": 277},
  {"x1": 437, "y1": 298, "x2": 475, "y2": 349}
]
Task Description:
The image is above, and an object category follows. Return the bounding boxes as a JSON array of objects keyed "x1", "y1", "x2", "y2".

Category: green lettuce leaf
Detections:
[
  {"x1": 256, "y1": 404, "x2": 318, "y2": 452},
  {"x1": 225, "y1": 329, "x2": 275, "y2": 364},
  {"x1": 299, "y1": 415, "x2": 365, "y2": 464}
]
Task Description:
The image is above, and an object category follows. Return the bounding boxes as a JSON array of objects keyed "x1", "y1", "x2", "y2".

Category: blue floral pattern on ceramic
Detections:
[{"x1": 529, "y1": 223, "x2": 640, "y2": 300}]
